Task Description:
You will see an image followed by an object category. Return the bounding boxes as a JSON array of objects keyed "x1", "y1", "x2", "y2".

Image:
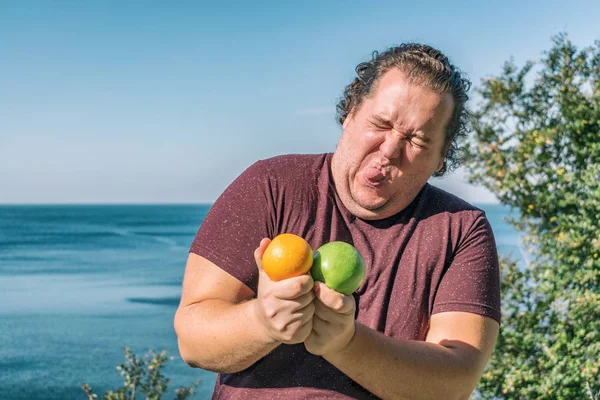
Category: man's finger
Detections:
[
  {"x1": 314, "y1": 297, "x2": 341, "y2": 321},
  {"x1": 314, "y1": 282, "x2": 355, "y2": 315},
  {"x1": 311, "y1": 313, "x2": 328, "y2": 335},
  {"x1": 274, "y1": 274, "x2": 314, "y2": 300},
  {"x1": 291, "y1": 290, "x2": 315, "y2": 312},
  {"x1": 254, "y1": 238, "x2": 272, "y2": 272},
  {"x1": 294, "y1": 302, "x2": 315, "y2": 325}
]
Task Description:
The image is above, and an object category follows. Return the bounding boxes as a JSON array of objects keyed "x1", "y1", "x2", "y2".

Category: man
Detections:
[{"x1": 175, "y1": 43, "x2": 501, "y2": 399}]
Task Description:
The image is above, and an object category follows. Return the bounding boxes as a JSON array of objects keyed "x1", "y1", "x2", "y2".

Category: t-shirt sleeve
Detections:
[
  {"x1": 432, "y1": 212, "x2": 502, "y2": 324},
  {"x1": 190, "y1": 160, "x2": 275, "y2": 294}
]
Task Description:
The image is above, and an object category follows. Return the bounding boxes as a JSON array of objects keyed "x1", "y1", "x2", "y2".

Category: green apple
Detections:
[{"x1": 310, "y1": 241, "x2": 366, "y2": 295}]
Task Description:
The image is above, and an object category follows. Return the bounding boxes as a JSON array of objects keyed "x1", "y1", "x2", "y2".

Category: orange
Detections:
[{"x1": 262, "y1": 233, "x2": 313, "y2": 281}]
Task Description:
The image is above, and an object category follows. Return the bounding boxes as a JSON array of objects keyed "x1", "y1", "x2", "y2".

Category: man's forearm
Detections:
[
  {"x1": 324, "y1": 323, "x2": 483, "y2": 400},
  {"x1": 174, "y1": 298, "x2": 278, "y2": 373}
]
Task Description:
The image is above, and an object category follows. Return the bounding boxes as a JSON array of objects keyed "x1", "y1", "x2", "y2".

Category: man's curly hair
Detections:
[{"x1": 336, "y1": 43, "x2": 472, "y2": 177}]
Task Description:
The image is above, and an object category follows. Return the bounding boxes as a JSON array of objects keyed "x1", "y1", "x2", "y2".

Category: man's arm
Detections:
[
  {"x1": 305, "y1": 283, "x2": 499, "y2": 400},
  {"x1": 174, "y1": 239, "x2": 315, "y2": 374},
  {"x1": 174, "y1": 253, "x2": 274, "y2": 373}
]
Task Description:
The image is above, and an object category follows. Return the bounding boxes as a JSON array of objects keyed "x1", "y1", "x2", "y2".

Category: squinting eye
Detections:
[{"x1": 410, "y1": 139, "x2": 426, "y2": 148}]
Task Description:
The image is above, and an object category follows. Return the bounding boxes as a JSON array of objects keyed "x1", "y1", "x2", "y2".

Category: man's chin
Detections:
[{"x1": 351, "y1": 193, "x2": 388, "y2": 212}]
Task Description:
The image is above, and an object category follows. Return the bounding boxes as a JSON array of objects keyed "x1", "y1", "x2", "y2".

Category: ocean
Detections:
[{"x1": 0, "y1": 203, "x2": 521, "y2": 400}]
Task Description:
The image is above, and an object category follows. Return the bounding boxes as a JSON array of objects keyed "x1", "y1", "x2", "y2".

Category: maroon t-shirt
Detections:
[{"x1": 191, "y1": 153, "x2": 501, "y2": 400}]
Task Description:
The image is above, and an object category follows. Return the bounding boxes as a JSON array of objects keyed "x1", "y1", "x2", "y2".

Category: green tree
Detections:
[
  {"x1": 81, "y1": 347, "x2": 200, "y2": 400},
  {"x1": 468, "y1": 33, "x2": 600, "y2": 399}
]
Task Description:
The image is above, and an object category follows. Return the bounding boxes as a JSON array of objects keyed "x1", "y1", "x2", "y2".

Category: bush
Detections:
[
  {"x1": 468, "y1": 33, "x2": 600, "y2": 399},
  {"x1": 81, "y1": 347, "x2": 200, "y2": 400}
]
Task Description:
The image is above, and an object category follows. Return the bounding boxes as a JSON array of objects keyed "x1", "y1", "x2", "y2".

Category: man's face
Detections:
[{"x1": 331, "y1": 68, "x2": 454, "y2": 220}]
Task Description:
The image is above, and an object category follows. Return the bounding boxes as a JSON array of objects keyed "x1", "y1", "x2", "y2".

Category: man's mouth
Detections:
[{"x1": 363, "y1": 166, "x2": 386, "y2": 188}]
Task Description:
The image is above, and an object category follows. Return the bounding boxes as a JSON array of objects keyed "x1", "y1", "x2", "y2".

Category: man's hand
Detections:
[
  {"x1": 253, "y1": 238, "x2": 316, "y2": 345},
  {"x1": 304, "y1": 281, "x2": 356, "y2": 356}
]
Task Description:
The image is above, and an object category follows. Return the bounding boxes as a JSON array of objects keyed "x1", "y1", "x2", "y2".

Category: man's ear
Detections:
[
  {"x1": 436, "y1": 142, "x2": 451, "y2": 173},
  {"x1": 436, "y1": 158, "x2": 445, "y2": 173}
]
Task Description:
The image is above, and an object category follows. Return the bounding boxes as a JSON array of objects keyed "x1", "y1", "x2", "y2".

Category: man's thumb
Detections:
[{"x1": 254, "y1": 237, "x2": 271, "y2": 272}]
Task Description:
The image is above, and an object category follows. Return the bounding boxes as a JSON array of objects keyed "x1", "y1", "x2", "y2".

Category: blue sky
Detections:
[{"x1": 1, "y1": 1, "x2": 599, "y2": 204}]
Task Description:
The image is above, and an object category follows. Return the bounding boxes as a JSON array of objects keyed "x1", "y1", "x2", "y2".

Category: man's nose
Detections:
[{"x1": 379, "y1": 129, "x2": 405, "y2": 160}]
